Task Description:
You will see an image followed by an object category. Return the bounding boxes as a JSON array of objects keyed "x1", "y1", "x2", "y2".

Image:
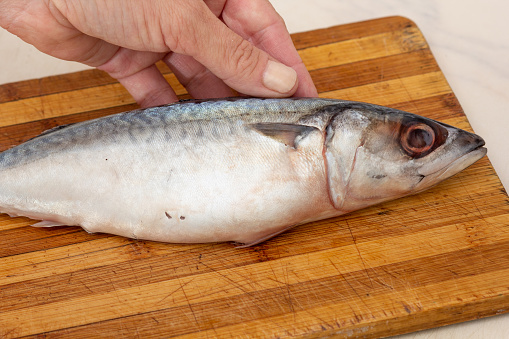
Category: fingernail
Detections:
[{"x1": 263, "y1": 60, "x2": 297, "y2": 94}]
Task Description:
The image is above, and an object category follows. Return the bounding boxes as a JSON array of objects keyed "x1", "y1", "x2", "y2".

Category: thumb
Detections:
[{"x1": 177, "y1": 13, "x2": 298, "y2": 97}]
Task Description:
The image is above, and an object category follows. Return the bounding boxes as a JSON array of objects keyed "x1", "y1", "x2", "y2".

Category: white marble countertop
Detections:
[{"x1": 0, "y1": 0, "x2": 508, "y2": 337}]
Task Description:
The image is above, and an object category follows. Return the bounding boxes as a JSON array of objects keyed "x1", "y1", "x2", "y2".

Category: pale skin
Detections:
[{"x1": 0, "y1": 0, "x2": 318, "y2": 107}]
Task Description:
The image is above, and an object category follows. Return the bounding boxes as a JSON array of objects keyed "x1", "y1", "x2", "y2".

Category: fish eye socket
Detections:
[{"x1": 400, "y1": 121, "x2": 447, "y2": 158}]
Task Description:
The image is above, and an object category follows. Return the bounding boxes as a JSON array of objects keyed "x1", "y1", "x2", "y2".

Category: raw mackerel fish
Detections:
[{"x1": 0, "y1": 98, "x2": 486, "y2": 246}]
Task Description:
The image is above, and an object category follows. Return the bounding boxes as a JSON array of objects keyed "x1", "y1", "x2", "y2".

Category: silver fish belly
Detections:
[{"x1": 0, "y1": 98, "x2": 486, "y2": 245}]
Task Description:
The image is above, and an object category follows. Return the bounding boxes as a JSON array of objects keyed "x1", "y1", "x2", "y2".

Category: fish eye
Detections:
[{"x1": 400, "y1": 121, "x2": 448, "y2": 158}]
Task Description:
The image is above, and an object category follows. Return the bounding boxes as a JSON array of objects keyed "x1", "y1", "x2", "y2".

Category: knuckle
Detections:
[
  {"x1": 162, "y1": 19, "x2": 187, "y2": 53},
  {"x1": 226, "y1": 38, "x2": 262, "y2": 79},
  {"x1": 161, "y1": 2, "x2": 206, "y2": 54}
]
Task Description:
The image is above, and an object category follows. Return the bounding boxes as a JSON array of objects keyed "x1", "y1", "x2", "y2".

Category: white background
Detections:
[{"x1": 0, "y1": 0, "x2": 508, "y2": 337}]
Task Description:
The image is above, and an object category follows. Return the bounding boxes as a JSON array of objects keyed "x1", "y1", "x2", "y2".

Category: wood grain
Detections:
[{"x1": 0, "y1": 16, "x2": 508, "y2": 338}]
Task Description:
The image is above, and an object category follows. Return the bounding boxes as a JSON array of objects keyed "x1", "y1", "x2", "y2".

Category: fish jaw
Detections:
[{"x1": 416, "y1": 144, "x2": 487, "y2": 192}]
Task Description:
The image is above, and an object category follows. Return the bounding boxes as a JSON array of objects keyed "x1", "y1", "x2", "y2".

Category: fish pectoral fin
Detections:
[
  {"x1": 248, "y1": 123, "x2": 318, "y2": 148},
  {"x1": 32, "y1": 220, "x2": 68, "y2": 227},
  {"x1": 235, "y1": 224, "x2": 298, "y2": 248}
]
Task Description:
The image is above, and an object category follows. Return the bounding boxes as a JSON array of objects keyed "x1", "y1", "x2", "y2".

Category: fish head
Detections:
[{"x1": 324, "y1": 104, "x2": 487, "y2": 212}]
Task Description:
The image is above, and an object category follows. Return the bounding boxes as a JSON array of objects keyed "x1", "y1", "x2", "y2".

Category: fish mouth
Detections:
[
  {"x1": 433, "y1": 145, "x2": 487, "y2": 181},
  {"x1": 416, "y1": 141, "x2": 487, "y2": 191}
]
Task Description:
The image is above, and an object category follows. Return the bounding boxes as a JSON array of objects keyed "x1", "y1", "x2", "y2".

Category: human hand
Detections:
[{"x1": 0, "y1": 0, "x2": 318, "y2": 107}]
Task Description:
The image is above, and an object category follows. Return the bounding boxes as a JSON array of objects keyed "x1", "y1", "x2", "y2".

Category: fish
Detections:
[{"x1": 0, "y1": 98, "x2": 486, "y2": 246}]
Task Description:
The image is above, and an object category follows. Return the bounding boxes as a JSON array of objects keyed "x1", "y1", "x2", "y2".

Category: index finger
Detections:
[{"x1": 217, "y1": 0, "x2": 318, "y2": 97}]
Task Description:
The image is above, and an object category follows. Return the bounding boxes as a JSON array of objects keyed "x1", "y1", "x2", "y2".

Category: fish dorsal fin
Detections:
[{"x1": 249, "y1": 123, "x2": 318, "y2": 148}]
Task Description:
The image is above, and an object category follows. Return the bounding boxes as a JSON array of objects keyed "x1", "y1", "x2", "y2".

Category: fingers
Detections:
[
  {"x1": 168, "y1": 1, "x2": 298, "y2": 98},
  {"x1": 168, "y1": 0, "x2": 300, "y2": 99},
  {"x1": 49, "y1": 0, "x2": 299, "y2": 100},
  {"x1": 221, "y1": 0, "x2": 318, "y2": 97},
  {"x1": 170, "y1": 0, "x2": 317, "y2": 100},
  {"x1": 2, "y1": 0, "x2": 314, "y2": 106},
  {"x1": 193, "y1": 26, "x2": 299, "y2": 97},
  {"x1": 117, "y1": 64, "x2": 177, "y2": 108},
  {"x1": 98, "y1": 48, "x2": 177, "y2": 107},
  {"x1": 100, "y1": 47, "x2": 234, "y2": 105},
  {"x1": 164, "y1": 53, "x2": 234, "y2": 99}
]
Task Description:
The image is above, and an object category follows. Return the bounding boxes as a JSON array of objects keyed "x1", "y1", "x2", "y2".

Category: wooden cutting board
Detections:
[{"x1": 0, "y1": 16, "x2": 508, "y2": 338}]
